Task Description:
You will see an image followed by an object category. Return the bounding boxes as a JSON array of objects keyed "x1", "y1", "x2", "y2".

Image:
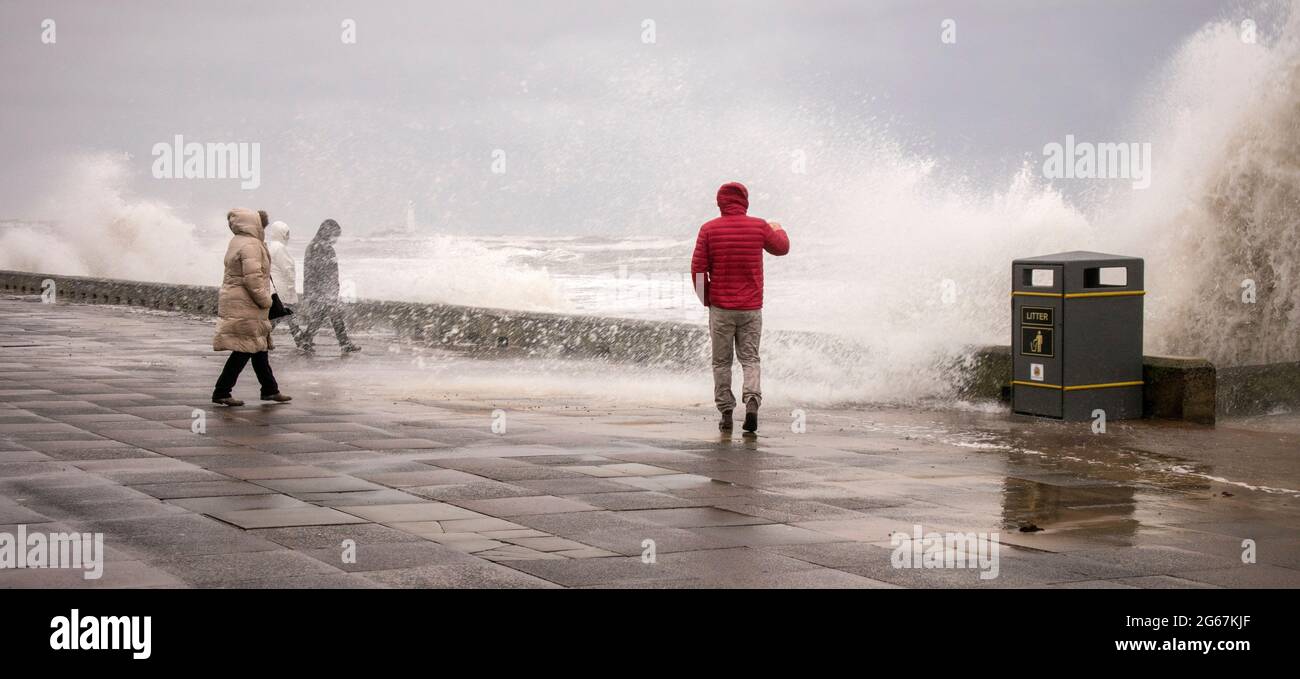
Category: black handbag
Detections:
[
  {"x1": 268, "y1": 275, "x2": 292, "y2": 320},
  {"x1": 269, "y1": 292, "x2": 291, "y2": 320}
]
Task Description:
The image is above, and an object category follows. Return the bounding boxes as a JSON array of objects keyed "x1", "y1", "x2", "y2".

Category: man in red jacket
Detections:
[{"x1": 691, "y1": 182, "x2": 790, "y2": 433}]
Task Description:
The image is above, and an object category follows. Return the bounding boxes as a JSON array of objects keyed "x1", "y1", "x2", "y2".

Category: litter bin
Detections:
[{"x1": 1011, "y1": 251, "x2": 1144, "y2": 421}]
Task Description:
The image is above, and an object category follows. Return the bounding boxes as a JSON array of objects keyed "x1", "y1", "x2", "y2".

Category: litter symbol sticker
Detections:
[{"x1": 1021, "y1": 326, "x2": 1054, "y2": 357}]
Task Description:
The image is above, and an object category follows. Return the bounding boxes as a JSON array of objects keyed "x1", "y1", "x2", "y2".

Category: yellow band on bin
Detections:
[
  {"x1": 1012, "y1": 380, "x2": 1143, "y2": 391},
  {"x1": 1011, "y1": 290, "x2": 1146, "y2": 298},
  {"x1": 1064, "y1": 290, "x2": 1147, "y2": 299}
]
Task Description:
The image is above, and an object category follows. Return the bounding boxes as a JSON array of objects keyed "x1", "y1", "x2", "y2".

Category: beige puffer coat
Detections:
[{"x1": 213, "y1": 208, "x2": 275, "y2": 353}]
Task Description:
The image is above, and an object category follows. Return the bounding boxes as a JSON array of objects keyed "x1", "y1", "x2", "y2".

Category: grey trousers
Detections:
[
  {"x1": 271, "y1": 305, "x2": 301, "y2": 333},
  {"x1": 709, "y1": 306, "x2": 762, "y2": 413},
  {"x1": 296, "y1": 301, "x2": 352, "y2": 348}
]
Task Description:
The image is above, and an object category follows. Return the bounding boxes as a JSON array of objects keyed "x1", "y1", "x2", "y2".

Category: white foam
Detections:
[
  {"x1": 0, "y1": 155, "x2": 208, "y2": 284},
  {"x1": 5, "y1": 2, "x2": 1299, "y2": 406}
]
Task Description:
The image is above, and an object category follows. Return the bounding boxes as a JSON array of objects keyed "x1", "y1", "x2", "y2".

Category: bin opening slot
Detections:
[
  {"x1": 1022, "y1": 268, "x2": 1055, "y2": 287},
  {"x1": 1084, "y1": 266, "x2": 1128, "y2": 288}
]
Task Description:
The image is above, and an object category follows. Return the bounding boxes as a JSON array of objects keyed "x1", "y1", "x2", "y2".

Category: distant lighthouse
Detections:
[{"x1": 405, "y1": 200, "x2": 416, "y2": 233}]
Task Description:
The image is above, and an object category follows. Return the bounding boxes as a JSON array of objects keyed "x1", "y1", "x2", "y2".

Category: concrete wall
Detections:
[
  {"x1": 0, "y1": 270, "x2": 220, "y2": 314},
  {"x1": 1143, "y1": 356, "x2": 1216, "y2": 425},
  {"x1": 961, "y1": 344, "x2": 1300, "y2": 422},
  {"x1": 955, "y1": 345, "x2": 1012, "y2": 402},
  {"x1": 0, "y1": 269, "x2": 711, "y2": 364},
  {"x1": 1219, "y1": 363, "x2": 1300, "y2": 417},
  {"x1": 0, "y1": 269, "x2": 859, "y2": 368},
  {"x1": 961, "y1": 345, "x2": 1220, "y2": 424}
]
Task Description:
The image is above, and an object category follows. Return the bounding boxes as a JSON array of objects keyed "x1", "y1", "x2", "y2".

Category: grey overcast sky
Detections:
[{"x1": 0, "y1": 0, "x2": 1259, "y2": 235}]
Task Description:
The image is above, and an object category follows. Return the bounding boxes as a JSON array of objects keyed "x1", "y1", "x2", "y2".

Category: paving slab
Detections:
[
  {"x1": 302, "y1": 540, "x2": 483, "y2": 571},
  {"x1": 80, "y1": 514, "x2": 284, "y2": 558},
  {"x1": 220, "y1": 465, "x2": 337, "y2": 480},
  {"x1": 253, "y1": 476, "x2": 385, "y2": 494},
  {"x1": 337, "y1": 502, "x2": 485, "y2": 523},
  {"x1": 132, "y1": 480, "x2": 276, "y2": 499},
  {"x1": 169, "y1": 493, "x2": 312, "y2": 513},
  {"x1": 360, "y1": 563, "x2": 561, "y2": 588},
  {"x1": 458, "y1": 495, "x2": 602, "y2": 517},
  {"x1": 0, "y1": 560, "x2": 186, "y2": 589},
  {"x1": 403, "y1": 480, "x2": 539, "y2": 501},
  {"x1": 619, "y1": 507, "x2": 773, "y2": 528},
  {"x1": 358, "y1": 468, "x2": 487, "y2": 487},
  {"x1": 211, "y1": 506, "x2": 370, "y2": 529},
  {"x1": 296, "y1": 489, "x2": 432, "y2": 507},
  {"x1": 153, "y1": 550, "x2": 345, "y2": 586},
  {"x1": 504, "y1": 556, "x2": 691, "y2": 587},
  {"x1": 249, "y1": 523, "x2": 431, "y2": 550}
]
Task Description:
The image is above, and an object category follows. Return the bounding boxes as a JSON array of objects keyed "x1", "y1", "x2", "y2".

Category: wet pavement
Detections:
[{"x1": 1, "y1": 294, "x2": 1298, "y2": 588}]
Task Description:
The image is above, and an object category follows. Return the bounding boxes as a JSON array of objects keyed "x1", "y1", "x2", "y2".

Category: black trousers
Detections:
[{"x1": 212, "y1": 351, "x2": 279, "y2": 399}]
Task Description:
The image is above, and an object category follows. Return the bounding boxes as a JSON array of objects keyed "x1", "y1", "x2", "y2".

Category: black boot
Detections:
[
  {"x1": 719, "y1": 410, "x2": 733, "y2": 432},
  {"x1": 742, "y1": 399, "x2": 759, "y2": 433}
]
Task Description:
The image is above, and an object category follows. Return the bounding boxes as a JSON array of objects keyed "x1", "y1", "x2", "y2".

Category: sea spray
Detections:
[{"x1": 2, "y1": 2, "x2": 1299, "y2": 404}]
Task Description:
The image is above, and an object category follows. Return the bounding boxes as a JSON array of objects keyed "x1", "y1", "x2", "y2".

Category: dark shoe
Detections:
[
  {"x1": 742, "y1": 399, "x2": 759, "y2": 433},
  {"x1": 212, "y1": 397, "x2": 244, "y2": 407},
  {"x1": 261, "y1": 393, "x2": 292, "y2": 403},
  {"x1": 341, "y1": 343, "x2": 362, "y2": 354},
  {"x1": 719, "y1": 410, "x2": 733, "y2": 432},
  {"x1": 298, "y1": 344, "x2": 315, "y2": 355}
]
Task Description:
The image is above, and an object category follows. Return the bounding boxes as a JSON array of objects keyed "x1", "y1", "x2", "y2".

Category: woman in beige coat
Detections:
[{"x1": 211, "y1": 208, "x2": 292, "y2": 406}]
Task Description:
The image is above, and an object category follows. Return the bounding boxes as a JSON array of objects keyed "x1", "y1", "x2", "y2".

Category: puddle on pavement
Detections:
[{"x1": 999, "y1": 478, "x2": 1140, "y2": 534}]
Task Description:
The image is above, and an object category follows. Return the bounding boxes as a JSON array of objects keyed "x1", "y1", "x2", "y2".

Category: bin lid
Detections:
[
  {"x1": 1013, "y1": 250, "x2": 1145, "y2": 293},
  {"x1": 1013, "y1": 250, "x2": 1142, "y2": 265}
]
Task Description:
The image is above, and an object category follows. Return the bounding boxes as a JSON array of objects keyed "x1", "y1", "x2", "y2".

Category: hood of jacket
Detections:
[
  {"x1": 227, "y1": 208, "x2": 264, "y2": 240},
  {"x1": 716, "y1": 182, "x2": 749, "y2": 216},
  {"x1": 313, "y1": 219, "x2": 341, "y2": 245},
  {"x1": 266, "y1": 221, "x2": 290, "y2": 245}
]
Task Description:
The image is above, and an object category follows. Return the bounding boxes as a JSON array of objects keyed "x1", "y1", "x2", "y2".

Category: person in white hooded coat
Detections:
[
  {"x1": 263, "y1": 220, "x2": 309, "y2": 348},
  {"x1": 265, "y1": 220, "x2": 299, "y2": 306}
]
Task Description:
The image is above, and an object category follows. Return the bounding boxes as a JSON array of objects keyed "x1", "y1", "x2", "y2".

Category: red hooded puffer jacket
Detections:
[{"x1": 690, "y1": 182, "x2": 790, "y2": 310}]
